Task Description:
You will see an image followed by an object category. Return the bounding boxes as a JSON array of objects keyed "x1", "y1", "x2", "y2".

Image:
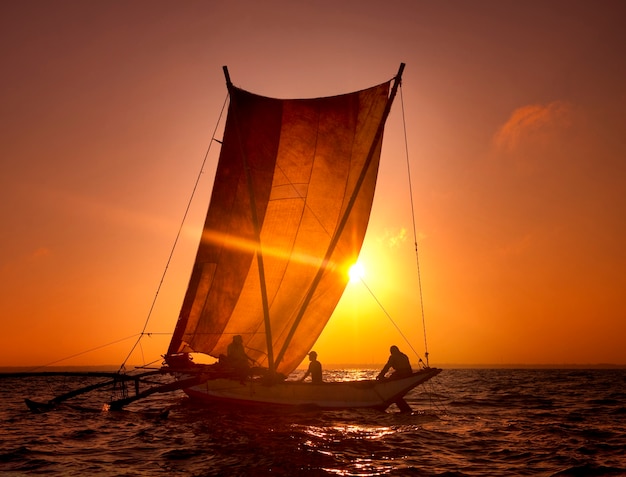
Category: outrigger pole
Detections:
[
  {"x1": 22, "y1": 370, "x2": 161, "y2": 412},
  {"x1": 107, "y1": 374, "x2": 205, "y2": 411}
]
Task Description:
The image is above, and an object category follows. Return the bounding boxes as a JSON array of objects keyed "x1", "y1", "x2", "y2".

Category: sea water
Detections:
[{"x1": 1, "y1": 369, "x2": 625, "y2": 476}]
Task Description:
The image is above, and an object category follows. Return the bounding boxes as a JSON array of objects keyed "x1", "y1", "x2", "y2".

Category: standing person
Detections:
[
  {"x1": 299, "y1": 351, "x2": 323, "y2": 384},
  {"x1": 376, "y1": 345, "x2": 412, "y2": 380}
]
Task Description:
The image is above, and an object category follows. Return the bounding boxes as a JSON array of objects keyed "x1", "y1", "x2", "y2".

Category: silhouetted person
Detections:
[
  {"x1": 299, "y1": 351, "x2": 323, "y2": 384},
  {"x1": 376, "y1": 345, "x2": 412, "y2": 380},
  {"x1": 227, "y1": 335, "x2": 252, "y2": 379}
]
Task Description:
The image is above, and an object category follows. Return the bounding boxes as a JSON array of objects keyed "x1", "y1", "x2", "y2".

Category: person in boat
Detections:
[
  {"x1": 226, "y1": 335, "x2": 253, "y2": 379},
  {"x1": 299, "y1": 351, "x2": 323, "y2": 384},
  {"x1": 376, "y1": 345, "x2": 412, "y2": 380}
]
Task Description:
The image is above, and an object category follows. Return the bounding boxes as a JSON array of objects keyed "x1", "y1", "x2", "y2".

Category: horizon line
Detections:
[{"x1": 1, "y1": 362, "x2": 625, "y2": 373}]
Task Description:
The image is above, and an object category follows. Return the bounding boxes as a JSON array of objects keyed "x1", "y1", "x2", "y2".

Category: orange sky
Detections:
[{"x1": 1, "y1": 1, "x2": 625, "y2": 369}]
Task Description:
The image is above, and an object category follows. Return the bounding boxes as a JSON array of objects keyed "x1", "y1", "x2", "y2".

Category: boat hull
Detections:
[{"x1": 183, "y1": 368, "x2": 441, "y2": 410}]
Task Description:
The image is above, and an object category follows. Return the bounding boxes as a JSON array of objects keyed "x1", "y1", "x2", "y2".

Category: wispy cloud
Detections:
[
  {"x1": 493, "y1": 101, "x2": 578, "y2": 170},
  {"x1": 492, "y1": 101, "x2": 575, "y2": 155},
  {"x1": 495, "y1": 233, "x2": 533, "y2": 258},
  {"x1": 377, "y1": 228, "x2": 408, "y2": 248},
  {"x1": 28, "y1": 247, "x2": 51, "y2": 262},
  {"x1": 1, "y1": 247, "x2": 51, "y2": 275}
]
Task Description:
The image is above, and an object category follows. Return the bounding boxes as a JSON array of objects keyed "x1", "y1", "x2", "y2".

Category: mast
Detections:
[
  {"x1": 273, "y1": 63, "x2": 406, "y2": 369},
  {"x1": 223, "y1": 66, "x2": 276, "y2": 374}
]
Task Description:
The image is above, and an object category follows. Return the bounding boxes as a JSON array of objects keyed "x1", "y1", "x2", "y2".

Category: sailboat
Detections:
[{"x1": 25, "y1": 63, "x2": 441, "y2": 413}]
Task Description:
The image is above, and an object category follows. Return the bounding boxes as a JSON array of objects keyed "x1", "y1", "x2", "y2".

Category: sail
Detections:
[{"x1": 168, "y1": 76, "x2": 393, "y2": 375}]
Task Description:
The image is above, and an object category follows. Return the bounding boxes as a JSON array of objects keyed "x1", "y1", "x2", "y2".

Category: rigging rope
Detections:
[
  {"x1": 118, "y1": 92, "x2": 230, "y2": 372},
  {"x1": 359, "y1": 278, "x2": 425, "y2": 366},
  {"x1": 399, "y1": 83, "x2": 431, "y2": 367},
  {"x1": 28, "y1": 334, "x2": 140, "y2": 373}
]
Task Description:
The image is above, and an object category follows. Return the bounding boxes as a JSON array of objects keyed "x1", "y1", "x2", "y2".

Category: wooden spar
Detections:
[
  {"x1": 223, "y1": 65, "x2": 276, "y2": 375},
  {"x1": 223, "y1": 65, "x2": 232, "y2": 88}
]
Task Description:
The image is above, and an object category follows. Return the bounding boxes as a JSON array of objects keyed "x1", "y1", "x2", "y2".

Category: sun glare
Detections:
[{"x1": 348, "y1": 262, "x2": 365, "y2": 283}]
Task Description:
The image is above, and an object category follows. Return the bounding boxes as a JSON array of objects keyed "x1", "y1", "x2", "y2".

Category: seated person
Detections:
[
  {"x1": 226, "y1": 335, "x2": 253, "y2": 379},
  {"x1": 299, "y1": 351, "x2": 323, "y2": 384},
  {"x1": 376, "y1": 345, "x2": 412, "y2": 380}
]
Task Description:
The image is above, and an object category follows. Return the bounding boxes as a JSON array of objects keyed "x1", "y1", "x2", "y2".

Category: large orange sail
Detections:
[{"x1": 168, "y1": 76, "x2": 394, "y2": 375}]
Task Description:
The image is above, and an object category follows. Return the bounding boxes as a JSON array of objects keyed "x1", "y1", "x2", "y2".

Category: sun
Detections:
[{"x1": 348, "y1": 262, "x2": 365, "y2": 283}]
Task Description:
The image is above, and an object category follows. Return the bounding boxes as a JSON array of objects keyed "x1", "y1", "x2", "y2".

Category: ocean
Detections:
[{"x1": 1, "y1": 368, "x2": 625, "y2": 476}]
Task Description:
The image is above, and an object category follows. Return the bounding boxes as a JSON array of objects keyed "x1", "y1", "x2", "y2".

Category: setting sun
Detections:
[{"x1": 348, "y1": 262, "x2": 365, "y2": 283}]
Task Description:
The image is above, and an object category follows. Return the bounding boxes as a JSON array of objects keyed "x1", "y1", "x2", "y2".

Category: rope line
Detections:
[
  {"x1": 118, "y1": 92, "x2": 230, "y2": 372},
  {"x1": 399, "y1": 83, "x2": 430, "y2": 367},
  {"x1": 358, "y1": 278, "x2": 424, "y2": 366},
  {"x1": 25, "y1": 334, "x2": 140, "y2": 373}
]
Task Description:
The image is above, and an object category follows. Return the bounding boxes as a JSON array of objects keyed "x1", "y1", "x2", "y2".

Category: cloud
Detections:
[
  {"x1": 28, "y1": 247, "x2": 52, "y2": 262},
  {"x1": 495, "y1": 233, "x2": 533, "y2": 258},
  {"x1": 378, "y1": 227, "x2": 408, "y2": 248},
  {"x1": 0, "y1": 247, "x2": 51, "y2": 275},
  {"x1": 492, "y1": 101, "x2": 575, "y2": 155}
]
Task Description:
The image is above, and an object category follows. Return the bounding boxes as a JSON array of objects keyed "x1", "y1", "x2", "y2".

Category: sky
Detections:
[{"x1": 1, "y1": 0, "x2": 625, "y2": 369}]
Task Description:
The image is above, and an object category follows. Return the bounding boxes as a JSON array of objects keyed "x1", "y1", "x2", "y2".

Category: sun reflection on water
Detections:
[{"x1": 302, "y1": 424, "x2": 394, "y2": 441}]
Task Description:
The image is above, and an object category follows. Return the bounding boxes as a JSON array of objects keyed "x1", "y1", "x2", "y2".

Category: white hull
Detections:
[{"x1": 183, "y1": 368, "x2": 441, "y2": 410}]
